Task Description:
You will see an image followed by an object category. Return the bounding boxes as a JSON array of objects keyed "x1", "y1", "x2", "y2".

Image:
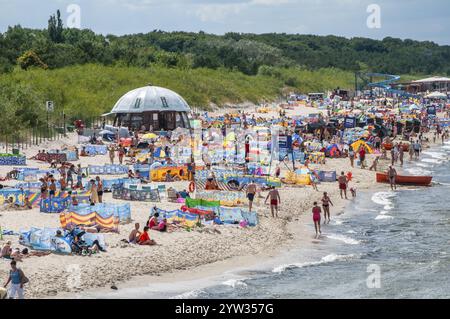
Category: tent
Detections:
[
  {"x1": 325, "y1": 144, "x2": 341, "y2": 158},
  {"x1": 351, "y1": 140, "x2": 374, "y2": 154}
]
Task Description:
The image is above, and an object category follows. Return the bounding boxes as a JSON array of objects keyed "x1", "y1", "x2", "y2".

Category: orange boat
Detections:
[
  {"x1": 382, "y1": 143, "x2": 410, "y2": 151},
  {"x1": 376, "y1": 173, "x2": 432, "y2": 186}
]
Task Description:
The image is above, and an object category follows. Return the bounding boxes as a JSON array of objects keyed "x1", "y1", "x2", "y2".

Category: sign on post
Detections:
[{"x1": 46, "y1": 101, "x2": 54, "y2": 112}]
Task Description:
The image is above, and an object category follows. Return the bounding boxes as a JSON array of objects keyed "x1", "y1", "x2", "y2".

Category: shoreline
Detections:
[
  {"x1": 66, "y1": 136, "x2": 446, "y2": 299},
  {"x1": 1, "y1": 108, "x2": 445, "y2": 299},
  {"x1": 59, "y1": 165, "x2": 387, "y2": 299}
]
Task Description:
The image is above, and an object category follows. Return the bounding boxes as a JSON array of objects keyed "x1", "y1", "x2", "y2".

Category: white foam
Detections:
[
  {"x1": 326, "y1": 234, "x2": 360, "y2": 245},
  {"x1": 272, "y1": 261, "x2": 322, "y2": 273},
  {"x1": 404, "y1": 167, "x2": 432, "y2": 176},
  {"x1": 170, "y1": 289, "x2": 204, "y2": 299},
  {"x1": 421, "y1": 158, "x2": 442, "y2": 164},
  {"x1": 334, "y1": 220, "x2": 343, "y2": 225},
  {"x1": 416, "y1": 163, "x2": 430, "y2": 168},
  {"x1": 222, "y1": 279, "x2": 248, "y2": 288},
  {"x1": 422, "y1": 151, "x2": 447, "y2": 160},
  {"x1": 375, "y1": 214, "x2": 394, "y2": 220},
  {"x1": 346, "y1": 230, "x2": 357, "y2": 234},
  {"x1": 272, "y1": 254, "x2": 356, "y2": 273},
  {"x1": 371, "y1": 192, "x2": 396, "y2": 206}
]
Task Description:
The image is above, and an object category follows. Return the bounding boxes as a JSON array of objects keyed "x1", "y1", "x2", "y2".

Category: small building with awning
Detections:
[{"x1": 108, "y1": 84, "x2": 191, "y2": 131}]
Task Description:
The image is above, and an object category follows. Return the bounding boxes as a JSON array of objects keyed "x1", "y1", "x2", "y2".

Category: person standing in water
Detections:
[
  {"x1": 388, "y1": 165, "x2": 397, "y2": 191},
  {"x1": 321, "y1": 192, "x2": 334, "y2": 224},
  {"x1": 312, "y1": 202, "x2": 322, "y2": 238},
  {"x1": 338, "y1": 171, "x2": 348, "y2": 199}
]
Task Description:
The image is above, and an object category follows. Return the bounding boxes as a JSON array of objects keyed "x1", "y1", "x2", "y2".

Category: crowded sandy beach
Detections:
[
  {"x1": 1, "y1": 92, "x2": 448, "y2": 298},
  {"x1": 1, "y1": 2, "x2": 450, "y2": 302}
]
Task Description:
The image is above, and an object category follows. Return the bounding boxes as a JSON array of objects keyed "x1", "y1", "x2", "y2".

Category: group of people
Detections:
[
  {"x1": 38, "y1": 163, "x2": 104, "y2": 206},
  {"x1": 127, "y1": 212, "x2": 169, "y2": 246}
]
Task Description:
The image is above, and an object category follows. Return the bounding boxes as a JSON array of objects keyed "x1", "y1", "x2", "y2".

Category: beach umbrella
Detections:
[
  {"x1": 142, "y1": 133, "x2": 158, "y2": 139},
  {"x1": 99, "y1": 130, "x2": 114, "y2": 135}
]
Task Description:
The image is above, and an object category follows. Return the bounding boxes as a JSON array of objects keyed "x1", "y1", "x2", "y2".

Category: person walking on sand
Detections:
[
  {"x1": 246, "y1": 180, "x2": 257, "y2": 212},
  {"x1": 4, "y1": 260, "x2": 28, "y2": 299},
  {"x1": 310, "y1": 170, "x2": 319, "y2": 191},
  {"x1": 369, "y1": 156, "x2": 379, "y2": 171},
  {"x1": 359, "y1": 146, "x2": 366, "y2": 169},
  {"x1": 348, "y1": 145, "x2": 355, "y2": 168},
  {"x1": 118, "y1": 146, "x2": 125, "y2": 165},
  {"x1": 338, "y1": 171, "x2": 348, "y2": 199},
  {"x1": 321, "y1": 192, "x2": 334, "y2": 224},
  {"x1": 96, "y1": 176, "x2": 103, "y2": 203},
  {"x1": 76, "y1": 164, "x2": 84, "y2": 190},
  {"x1": 388, "y1": 165, "x2": 397, "y2": 191},
  {"x1": 265, "y1": 187, "x2": 281, "y2": 218},
  {"x1": 108, "y1": 145, "x2": 116, "y2": 164},
  {"x1": 312, "y1": 202, "x2": 322, "y2": 238},
  {"x1": 89, "y1": 179, "x2": 99, "y2": 205}
]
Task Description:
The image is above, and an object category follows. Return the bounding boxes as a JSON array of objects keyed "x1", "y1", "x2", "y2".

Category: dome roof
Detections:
[{"x1": 111, "y1": 85, "x2": 191, "y2": 114}]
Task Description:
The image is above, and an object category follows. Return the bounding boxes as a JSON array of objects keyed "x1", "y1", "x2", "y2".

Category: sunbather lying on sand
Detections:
[{"x1": 1, "y1": 241, "x2": 12, "y2": 259}]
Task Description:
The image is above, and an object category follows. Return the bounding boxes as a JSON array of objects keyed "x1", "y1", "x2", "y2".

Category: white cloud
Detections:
[
  {"x1": 193, "y1": 0, "x2": 295, "y2": 22},
  {"x1": 195, "y1": 3, "x2": 247, "y2": 22}
]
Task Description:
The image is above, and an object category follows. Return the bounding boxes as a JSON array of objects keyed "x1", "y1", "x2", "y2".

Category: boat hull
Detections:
[
  {"x1": 376, "y1": 173, "x2": 432, "y2": 186},
  {"x1": 383, "y1": 143, "x2": 410, "y2": 151}
]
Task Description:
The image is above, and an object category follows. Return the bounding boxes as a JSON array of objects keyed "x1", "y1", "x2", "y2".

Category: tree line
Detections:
[{"x1": 1, "y1": 10, "x2": 450, "y2": 76}]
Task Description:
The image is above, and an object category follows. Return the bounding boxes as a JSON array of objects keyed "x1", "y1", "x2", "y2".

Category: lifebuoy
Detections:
[{"x1": 189, "y1": 182, "x2": 195, "y2": 193}]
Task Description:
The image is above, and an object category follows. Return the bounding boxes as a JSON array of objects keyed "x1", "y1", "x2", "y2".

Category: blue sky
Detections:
[{"x1": 1, "y1": 0, "x2": 449, "y2": 45}]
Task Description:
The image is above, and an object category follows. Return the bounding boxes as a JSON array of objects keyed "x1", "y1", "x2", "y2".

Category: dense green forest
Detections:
[
  {"x1": 2, "y1": 11, "x2": 450, "y2": 75},
  {"x1": 0, "y1": 10, "x2": 449, "y2": 134}
]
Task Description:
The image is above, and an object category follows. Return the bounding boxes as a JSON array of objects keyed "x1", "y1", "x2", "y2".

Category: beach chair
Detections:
[
  {"x1": 142, "y1": 185, "x2": 152, "y2": 192},
  {"x1": 157, "y1": 185, "x2": 166, "y2": 198},
  {"x1": 167, "y1": 187, "x2": 178, "y2": 202}
]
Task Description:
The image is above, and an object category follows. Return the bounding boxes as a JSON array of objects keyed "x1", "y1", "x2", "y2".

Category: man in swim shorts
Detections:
[
  {"x1": 265, "y1": 186, "x2": 281, "y2": 218},
  {"x1": 246, "y1": 180, "x2": 257, "y2": 212},
  {"x1": 338, "y1": 171, "x2": 348, "y2": 200}
]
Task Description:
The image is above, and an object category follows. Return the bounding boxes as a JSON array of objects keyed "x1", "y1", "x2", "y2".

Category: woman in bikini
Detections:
[
  {"x1": 312, "y1": 202, "x2": 322, "y2": 238},
  {"x1": 321, "y1": 192, "x2": 334, "y2": 224}
]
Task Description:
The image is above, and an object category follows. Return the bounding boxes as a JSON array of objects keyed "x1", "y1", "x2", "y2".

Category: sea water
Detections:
[
  {"x1": 183, "y1": 142, "x2": 450, "y2": 299},
  {"x1": 90, "y1": 143, "x2": 450, "y2": 299}
]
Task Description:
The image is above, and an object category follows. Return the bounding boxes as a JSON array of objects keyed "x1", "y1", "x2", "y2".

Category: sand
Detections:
[{"x1": 0, "y1": 105, "x2": 440, "y2": 299}]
